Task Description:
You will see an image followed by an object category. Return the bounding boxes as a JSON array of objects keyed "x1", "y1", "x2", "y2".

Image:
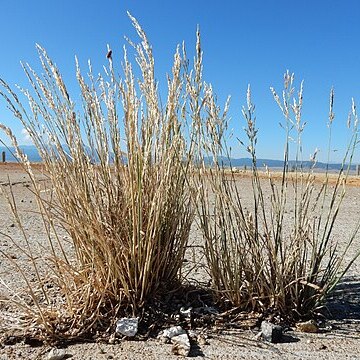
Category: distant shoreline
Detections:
[
  {"x1": 1, "y1": 162, "x2": 360, "y2": 187},
  {"x1": 1, "y1": 145, "x2": 358, "y2": 171}
]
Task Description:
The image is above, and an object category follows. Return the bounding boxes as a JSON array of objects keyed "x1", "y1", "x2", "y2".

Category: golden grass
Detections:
[
  {"x1": 0, "y1": 13, "x2": 196, "y2": 339},
  {"x1": 0, "y1": 14, "x2": 359, "y2": 341},
  {"x1": 194, "y1": 76, "x2": 360, "y2": 320}
]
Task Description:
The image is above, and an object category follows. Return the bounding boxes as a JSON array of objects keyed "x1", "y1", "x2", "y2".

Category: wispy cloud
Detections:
[{"x1": 21, "y1": 128, "x2": 33, "y2": 144}]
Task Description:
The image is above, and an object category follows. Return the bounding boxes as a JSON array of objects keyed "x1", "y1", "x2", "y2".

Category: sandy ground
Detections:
[{"x1": 0, "y1": 163, "x2": 360, "y2": 359}]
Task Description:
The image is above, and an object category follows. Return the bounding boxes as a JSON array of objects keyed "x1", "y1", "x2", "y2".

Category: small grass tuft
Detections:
[{"x1": 195, "y1": 72, "x2": 360, "y2": 320}]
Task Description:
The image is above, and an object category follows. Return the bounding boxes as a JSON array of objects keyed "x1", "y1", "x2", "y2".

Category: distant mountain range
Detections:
[
  {"x1": 0, "y1": 145, "x2": 42, "y2": 162},
  {"x1": 0, "y1": 145, "x2": 357, "y2": 171},
  {"x1": 208, "y1": 156, "x2": 357, "y2": 171}
]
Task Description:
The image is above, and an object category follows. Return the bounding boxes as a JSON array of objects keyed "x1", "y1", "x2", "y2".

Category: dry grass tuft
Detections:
[
  {"x1": 195, "y1": 72, "x2": 360, "y2": 320},
  {"x1": 0, "y1": 14, "x2": 197, "y2": 339}
]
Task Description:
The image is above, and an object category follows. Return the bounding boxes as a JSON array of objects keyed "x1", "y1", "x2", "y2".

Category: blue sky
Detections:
[{"x1": 0, "y1": 0, "x2": 359, "y2": 162}]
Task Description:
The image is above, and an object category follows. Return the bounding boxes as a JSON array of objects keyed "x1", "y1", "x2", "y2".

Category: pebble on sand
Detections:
[
  {"x1": 47, "y1": 348, "x2": 68, "y2": 360},
  {"x1": 115, "y1": 317, "x2": 139, "y2": 337}
]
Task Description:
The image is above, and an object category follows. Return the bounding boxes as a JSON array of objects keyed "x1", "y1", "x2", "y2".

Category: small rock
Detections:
[
  {"x1": 161, "y1": 326, "x2": 186, "y2": 339},
  {"x1": 9, "y1": 223, "x2": 15, "y2": 228},
  {"x1": 160, "y1": 326, "x2": 191, "y2": 356},
  {"x1": 171, "y1": 333, "x2": 191, "y2": 357},
  {"x1": 318, "y1": 344, "x2": 327, "y2": 350},
  {"x1": 47, "y1": 348, "x2": 68, "y2": 360},
  {"x1": 296, "y1": 320, "x2": 319, "y2": 333},
  {"x1": 115, "y1": 317, "x2": 139, "y2": 337},
  {"x1": 260, "y1": 321, "x2": 283, "y2": 343}
]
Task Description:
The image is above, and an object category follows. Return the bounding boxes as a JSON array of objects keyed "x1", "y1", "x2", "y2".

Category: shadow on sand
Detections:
[{"x1": 325, "y1": 276, "x2": 360, "y2": 328}]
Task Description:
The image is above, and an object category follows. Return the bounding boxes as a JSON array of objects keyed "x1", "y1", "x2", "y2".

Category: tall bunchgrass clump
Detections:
[
  {"x1": 0, "y1": 14, "x2": 198, "y2": 338},
  {"x1": 195, "y1": 71, "x2": 360, "y2": 320}
]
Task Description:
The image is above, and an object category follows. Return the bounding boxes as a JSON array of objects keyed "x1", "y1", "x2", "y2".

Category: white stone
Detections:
[
  {"x1": 47, "y1": 348, "x2": 67, "y2": 360},
  {"x1": 162, "y1": 326, "x2": 186, "y2": 339},
  {"x1": 115, "y1": 317, "x2": 139, "y2": 337}
]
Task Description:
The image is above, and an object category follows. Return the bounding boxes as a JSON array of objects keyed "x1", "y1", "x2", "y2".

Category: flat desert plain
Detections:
[{"x1": 0, "y1": 163, "x2": 360, "y2": 359}]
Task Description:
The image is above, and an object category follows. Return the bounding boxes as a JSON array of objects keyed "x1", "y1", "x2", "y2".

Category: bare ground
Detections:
[{"x1": 0, "y1": 163, "x2": 360, "y2": 359}]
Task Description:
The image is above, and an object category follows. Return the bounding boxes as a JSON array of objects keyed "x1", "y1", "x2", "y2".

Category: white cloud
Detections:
[{"x1": 21, "y1": 128, "x2": 33, "y2": 144}]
